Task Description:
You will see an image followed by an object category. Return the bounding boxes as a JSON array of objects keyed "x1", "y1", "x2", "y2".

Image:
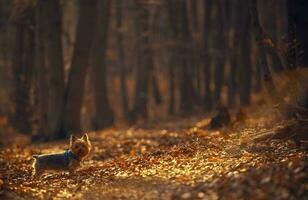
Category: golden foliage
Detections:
[{"x1": 0, "y1": 107, "x2": 307, "y2": 199}]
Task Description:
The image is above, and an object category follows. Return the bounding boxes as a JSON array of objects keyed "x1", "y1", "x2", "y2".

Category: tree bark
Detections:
[
  {"x1": 239, "y1": 1, "x2": 252, "y2": 106},
  {"x1": 11, "y1": 4, "x2": 35, "y2": 134},
  {"x1": 228, "y1": 1, "x2": 240, "y2": 107},
  {"x1": 179, "y1": 0, "x2": 195, "y2": 113},
  {"x1": 203, "y1": 0, "x2": 213, "y2": 111},
  {"x1": 166, "y1": 0, "x2": 179, "y2": 115},
  {"x1": 91, "y1": 0, "x2": 114, "y2": 130},
  {"x1": 34, "y1": 0, "x2": 48, "y2": 139},
  {"x1": 189, "y1": 0, "x2": 202, "y2": 100},
  {"x1": 250, "y1": 0, "x2": 280, "y2": 103},
  {"x1": 116, "y1": 0, "x2": 130, "y2": 121},
  {"x1": 44, "y1": 0, "x2": 65, "y2": 139},
  {"x1": 63, "y1": 0, "x2": 97, "y2": 136},
  {"x1": 213, "y1": 0, "x2": 226, "y2": 106},
  {"x1": 151, "y1": 72, "x2": 162, "y2": 105},
  {"x1": 294, "y1": 0, "x2": 308, "y2": 67},
  {"x1": 286, "y1": 0, "x2": 297, "y2": 69},
  {"x1": 132, "y1": 1, "x2": 153, "y2": 120}
]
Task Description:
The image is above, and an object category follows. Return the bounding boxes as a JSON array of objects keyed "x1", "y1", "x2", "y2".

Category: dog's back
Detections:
[{"x1": 33, "y1": 152, "x2": 69, "y2": 171}]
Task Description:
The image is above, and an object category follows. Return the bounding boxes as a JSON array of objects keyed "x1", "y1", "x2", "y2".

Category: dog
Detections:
[{"x1": 32, "y1": 134, "x2": 91, "y2": 179}]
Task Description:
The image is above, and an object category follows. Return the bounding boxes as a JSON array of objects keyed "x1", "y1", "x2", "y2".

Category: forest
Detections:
[{"x1": 0, "y1": 0, "x2": 308, "y2": 199}]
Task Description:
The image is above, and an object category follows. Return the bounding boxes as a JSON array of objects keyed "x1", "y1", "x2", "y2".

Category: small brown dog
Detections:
[{"x1": 32, "y1": 134, "x2": 91, "y2": 179}]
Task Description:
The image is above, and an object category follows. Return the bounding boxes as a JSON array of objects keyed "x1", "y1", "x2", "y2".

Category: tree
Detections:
[
  {"x1": 213, "y1": 0, "x2": 226, "y2": 107},
  {"x1": 203, "y1": 0, "x2": 213, "y2": 111},
  {"x1": 10, "y1": 2, "x2": 35, "y2": 134},
  {"x1": 293, "y1": 0, "x2": 308, "y2": 67},
  {"x1": 44, "y1": 0, "x2": 65, "y2": 139},
  {"x1": 250, "y1": 0, "x2": 280, "y2": 102},
  {"x1": 291, "y1": 0, "x2": 308, "y2": 107},
  {"x1": 286, "y1": 0, "x2": 297, "y2": 69},
  {"x1": 178, "y1": 0, "x2": 195, "y2": 113},
  {"x1": 238, "y1": 0, "x2": 252, "y2": 106},
  {"x1": 63, "y1": 0, "x2": 97, "y2": 136},
  {"x1": 91, "y1": 0, "x2": 114, "y2": 130},
  {"x1": 228, "y1": 1, "x2": 241, "y2": 107},
  {"x1": 132, "y1": 0, "x2": 153, "y2": 120},
  {"x1": 166, "y1": 0, "x2": 179, "y2": 115},
  {"x1": 34, "y1": 0, "x2": 48, "y2": 140},
  {"x1": 116, "y1": 0, "x2": 130, "y2": 121}
]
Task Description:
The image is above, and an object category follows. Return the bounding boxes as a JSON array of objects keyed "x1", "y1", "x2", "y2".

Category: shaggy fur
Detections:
[{"x1": 32, "y1": 134, "x2": 91, "y2": 179}]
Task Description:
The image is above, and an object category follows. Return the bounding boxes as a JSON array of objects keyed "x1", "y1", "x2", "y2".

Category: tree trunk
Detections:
[
  {"x1": 63, "y1": 0, "x2": 97, "y2": 136},
  {"x1": 34, "y1": 0, "x2": 48, "y2": 139},
  {"x1": 286, "y1": 0, "x2": 297, "y2": 69},
  {"x1": 11, "y1": 5, "x2": 35, "y2": 134},
  {"x1": 189, "y1": 0, "x2": 202, "y2": 101},
  {"x1": 179, "y1": 0, "x2": 195, "y2": 113},
  {"x1": 203, "y1": 0, "x2": 213, "y2": 111},
  {"x1": 228, "y1": 1, "x2": 240, "y2": 107},
  {"x1": 213, "y1": 0, "x2": 226, "y2": 106},
  {"x1": 250, "y1": 0, "x2": 280, "y2": 103},
  {"x1": 116, "y1": 0, "x2": 130, "y2": 121},
  {"x1": 151, "y1": 72, "x2": 162, "y2": 105},
  {"x1": 91, "y1": 0, "x2": 114, "y2": 130},
  {"x1": 132, "y1": 1, "x2": 153, "y2": 120},
  {"x1": 166, "y1": 0, "x2": 179, "y2": 115},
  {"x1": 150, "y1": 7, "x2": 162, "y2": 106},
  {"x1": 239, "y1": 1, "x2": 252, "y2": 106},
  {"x1": 294, "y1": 0, "x2": 308, "y2": 67},
  {"x1": 44, "y1": 0, "x2": 65, "y2": 139}
]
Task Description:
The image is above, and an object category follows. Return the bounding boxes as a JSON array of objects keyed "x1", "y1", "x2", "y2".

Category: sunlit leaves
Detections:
[{"x1": 0, "y1": 112, "x2": 307, "y2": 199}]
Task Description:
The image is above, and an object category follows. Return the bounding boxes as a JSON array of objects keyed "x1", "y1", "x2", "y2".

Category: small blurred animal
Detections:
[
  {"x1": 274, "y1": 102, "x2": 308, "y2": 119},
  {"x1": 208, "y1": 103, "x2": 231, "y2": 129},
  {"x1": 235, "y1": 108, "x2": 247, "y2": 123},
  {"x1": 251, "y1": 119, "x2": 308, "y2": 147},
  {"x1": 32, "y1": 134, "x2": 91, "y2": 179}
]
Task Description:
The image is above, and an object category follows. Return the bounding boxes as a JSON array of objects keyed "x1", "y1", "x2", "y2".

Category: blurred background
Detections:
[{"x1": 0, "y1": 0, "x2": 307, "y2": 141}]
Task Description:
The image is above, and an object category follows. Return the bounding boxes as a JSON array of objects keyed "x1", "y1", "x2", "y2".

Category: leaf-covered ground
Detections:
[{"x1": 0, "y1": 107, "x2": 307, "y2": 200}]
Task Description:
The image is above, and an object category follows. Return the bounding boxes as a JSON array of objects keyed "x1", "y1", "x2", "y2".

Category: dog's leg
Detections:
[
  {"x1": 32, "y1": 169, "x2": 43, "y2": 180},
  {"x1": 32, "y1": 162, "x2": 44, "y2": 180}
]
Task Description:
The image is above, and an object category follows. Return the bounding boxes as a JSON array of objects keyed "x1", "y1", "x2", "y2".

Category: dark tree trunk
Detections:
[
  {"x1": 11, "y1": 6, "x2": 35, "y2": 134},
  {"x1": 294, "y1": 0, "x2": 308, "y2": 67},
  {"x1": 203, "y1": 0, "x2": 213, "y2": 111},
  {"x1": 286, "y1": 0, "x2": 297, "y2": 69},
  {"x1": 92, "y1": 0, "x2": 114, "y2": 130},
  {"x1": 34, "y1": 0, "x2": 48, "y2": 139},
  {"x1": 255, "y1": 49, "x2": 262, "y2": 92},
  {"x1": 63, "y1": 0, "x2": 97, "y2": 136},
  {"x1": 151, "y1": 72, "x2": 162, "y2": 105},
  {"x1": 44, "y1": 0, "x2": 65, "y2": 139},
  {"x1": 132, "y1": 0, "x2": 153, "y2": 120},
  {"x1": 213, "y1": 0, "x2": 226, "y2": 106},
  {"x1": 12, "y1": 27, "x2": 32, "y2": 134},
  {"x1": 150, "y1": 7, "x2": 162, "y2": 106},
  {"x1": 250, "y1": 0, "x2": 281, "y2": 103},
  {"x1": 189, "y1": 0, "x2": 202, "y2": 100},
  {"x1": 228, "y1": 1, "x2": 240, "y2": 107},
  {"x1": 239, "y1": 1, "x2": 252, "y2": 106},
  {"x1": 166, "y1": 0, "x2": 179, "y2": 115},
  {"x1": 179, "y1": 0, "x2": 195, "y2": 113},
  {"x1": 116, "y1": 0, "x2": 130, "y2": 121},
  {"x1": 168, "y1": 63, "x2": 175, "y2": 115}
]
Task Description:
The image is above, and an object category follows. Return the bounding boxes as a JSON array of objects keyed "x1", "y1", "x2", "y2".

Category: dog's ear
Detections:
[
  {"x1": 81, "y1": 133, "x2": 89, "y2": 142},
  {"x1": 70, "y1": 135, "x2": 77, "y2": 147}
]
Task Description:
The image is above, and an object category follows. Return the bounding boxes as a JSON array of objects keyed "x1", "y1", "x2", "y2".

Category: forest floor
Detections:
[{"x1": 0, "y1": 106, "x2": 307, "y2": 200}]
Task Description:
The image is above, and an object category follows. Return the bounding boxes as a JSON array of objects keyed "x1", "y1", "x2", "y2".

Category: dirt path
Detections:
[{"x1": 0, "y1": 112, "x2": 307, "y2": 199}]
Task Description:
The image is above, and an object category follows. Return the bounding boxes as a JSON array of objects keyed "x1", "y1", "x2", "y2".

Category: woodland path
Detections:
[{"x1": 0, "y1": 107, "x2": 307, "y2": 200}]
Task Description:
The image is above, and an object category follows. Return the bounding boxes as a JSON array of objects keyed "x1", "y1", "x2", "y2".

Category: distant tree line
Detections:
[{"x1": 0, "y1": 0, "x2": 307, "y2": 141}]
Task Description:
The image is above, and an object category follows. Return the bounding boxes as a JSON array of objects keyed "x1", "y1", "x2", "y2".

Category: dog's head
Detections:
[{"x1": 69, "y1": 134, "x2": 91, "y2": 159}]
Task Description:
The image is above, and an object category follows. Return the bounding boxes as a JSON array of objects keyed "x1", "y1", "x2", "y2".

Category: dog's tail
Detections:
[{"x1": 32, "y1": 155, "x2": 39, "y2": 159}]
